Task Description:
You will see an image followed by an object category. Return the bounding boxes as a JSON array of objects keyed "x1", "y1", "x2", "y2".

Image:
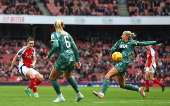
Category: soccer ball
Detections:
[{"x1": 112, "y1": 52, "x2": 123, "y2": 62}]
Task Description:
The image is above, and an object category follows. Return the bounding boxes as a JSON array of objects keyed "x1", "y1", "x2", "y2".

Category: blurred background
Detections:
[{"x1": 0, "y1": 0, "x2": 170, "y2": 86}]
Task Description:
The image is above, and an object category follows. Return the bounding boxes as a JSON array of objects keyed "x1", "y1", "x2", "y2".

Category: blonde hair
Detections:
[
  {"x1": 55, "y1": 19, "x2": 66, "y2": 35},
  {"x1": 124, "y1": 31, "x2": 136, "y2": 39}
]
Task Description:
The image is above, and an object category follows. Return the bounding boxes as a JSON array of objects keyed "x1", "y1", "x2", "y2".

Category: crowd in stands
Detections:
[
  {"x1": 0, "y1": 0, "x2": 43, "y2": 15},
  {"x1": 0, "y1": 35, "x2": 170, "y2": 83},
  {"x1": 127, "y1": 0, "x2": 170, "y2": 16},
  {"x1": 42, "y1": 0, "x2": 120, "y2": 16}
]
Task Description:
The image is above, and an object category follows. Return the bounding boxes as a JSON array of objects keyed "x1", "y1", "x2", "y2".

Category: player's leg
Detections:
[
  {"x1": 64, "y1": 71, "x2": 84, "y2": 102},
  {"x1": 118, "y1": 76, "x2": 138, "y2": 91},
  {"x1": 26, "y1": 68, "x2": 43, "y2": 97},
  {"x1": 150, "y1": 73, "x2": 165, "y2": 92},
  {"x1": 93, "y1": 67, "x2": 119, "y2": 99},
  {"x1": 145, "y1": 71, "x2": 150, "y2": 92},
  {"x1": 35, "y1": 72, "x2": 44, "y2": 86},
  {"x1": 19, "y1": 66, "x2": 36, "y2": 97},
  {"x1": 49, "y1": 67, "x2": 64, "y2": 102},
  {"x1": 25, "y1": 69, "x2": 36, "y2": 97},
  {"x1": 117, "y1": 76, "x2": 145, "y2": 98}
]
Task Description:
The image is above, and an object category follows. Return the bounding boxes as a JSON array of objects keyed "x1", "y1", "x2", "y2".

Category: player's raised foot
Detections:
[
  {"x1": 24, "y1": 87, "x2": 31, "y2": 97},
  {"x1": 162, "y1": 84, "x2": 165, "y2": 92},
  {"x1": 139, "y1": 87, "x2": 146, "y2": 98},
  {"x1": 52, "y1": 97, "x2": 65, "y2": 102},
  {"x1": 93, "y1": 91, "x2": 104, "y2": 99},
  {"x1": 144, "y1": 89, "x2": 149, "y2": 92},
  {"x1": 75, "y1": 93, "x2": 84, "y2": 102},
  {"x1": 34, "y1": 92, "x2": 39, "y2": 97}
]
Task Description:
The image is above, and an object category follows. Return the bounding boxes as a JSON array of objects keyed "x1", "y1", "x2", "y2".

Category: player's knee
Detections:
[
  {"x1": 49, "y1": 76, "x2": 55, "y2": 81},
  {"x1": 29, "y1": 75, "x2": 35, "y2": 79},
  {"x1": 39, "y1": 77, "x2": 44, "y2": 81},
  {"x1": 105, "y1": 74, "x2": 110, "y2": 79},
  {"x1": 145, "y1": 75, "x2": 149, "y2": 79},
  {"x1": 150, "y1": 77, "x2": 154, "y2": 81},
  {"x1": 65, "y1": 76, "x2": 71, "y2": 81}
]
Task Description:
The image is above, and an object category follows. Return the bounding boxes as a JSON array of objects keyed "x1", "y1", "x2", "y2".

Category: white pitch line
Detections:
[
  {"x1": 94, "y1": 101, "x2": 113, "y2": 103},
  {"x1": 93, "y1": 100, "x2": 170, "y2": 104}
]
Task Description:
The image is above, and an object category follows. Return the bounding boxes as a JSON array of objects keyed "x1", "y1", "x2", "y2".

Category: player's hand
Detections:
[
  {"x1": 76, "y1": 62, "x2": 81, "y2": 69},
  {"x1": 156, "y1": 38, "x2": 165, "y2": 44},
  {"x1": 149, "y1": 66, "x2": 152, "y2": 71},
  {"x1": 9, "y1": 67, "x2": 13, "y2": 73},
  {"x1": 45, "y1": 56, "x2": 50, "y2": 62},
  {"x1": 30, "y1": 63, "x2": 35, "y2": 68}
]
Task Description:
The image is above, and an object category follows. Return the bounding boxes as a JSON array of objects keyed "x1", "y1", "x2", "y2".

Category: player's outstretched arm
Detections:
[
  {"x1": 9, "y1": 55, "x2": 18, "y2": 73},
  {"x1": 137, "y1": 41, "x2": 157, "y2": 46},
  {"x1": 137, "y1": 38, "x2": 164, "y2": 46}
]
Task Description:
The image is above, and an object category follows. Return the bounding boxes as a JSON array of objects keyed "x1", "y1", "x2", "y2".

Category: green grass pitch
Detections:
[{"x1": 0, "y1": 86, "x2": 170, "y2": 106}]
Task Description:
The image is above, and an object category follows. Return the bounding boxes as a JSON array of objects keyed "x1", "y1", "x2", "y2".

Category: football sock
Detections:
[
  {"x1": 125, "y1": 84, "x2": 139, "y2": 91},
  {"x1": 77, "y1": 92, "x2": 81, "y2": 96},
  {"x1": 51, "y1": 80, "x2": 61, "y2": 95},
  {"x1": 153, "y1": 79, "x2": 163, "y2": 86},
  {"x1": 29, "y1": 79, "x2": 42, "y2": 89},
  {"x1": 101, "y1": 78, "x2": 110, "y2": 94},
  {"x1": 30, "y1": 78, "x2": 37, "y2": 93},
  {"x1": 36, "y1": 79, "x2": 42, "y2": 85},
  {"x1": 68, "y1": 78, "x2": 80, "y2": 93},
  {"x1": 145, "y1": 80, "x2": 149, "y2": 90},
  {"x1": 58, "y1": 93, "x2": 64, "y2": 98}
]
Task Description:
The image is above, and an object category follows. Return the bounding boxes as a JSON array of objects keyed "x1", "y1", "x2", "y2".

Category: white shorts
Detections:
[
  {"x1": 146, "y1": 63, "x2": 156, "y2": 73},
  {"x1": 19, "y1": 66, "x2": 38, "y2": 76}
]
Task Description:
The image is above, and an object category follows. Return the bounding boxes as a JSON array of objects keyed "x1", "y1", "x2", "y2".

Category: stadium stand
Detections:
[
  {"x1": 0, "y1": 36, "x2": 170, "y2": 83},
  {"x1": 127, "y1": 0, "x2": 170, "y2": 16},
  {"x1": 43, "y1": 0, "x2": 120, "y2": 16},
  {"x1": 1, "y1": 0, "x2": 43, "y2": 15}
]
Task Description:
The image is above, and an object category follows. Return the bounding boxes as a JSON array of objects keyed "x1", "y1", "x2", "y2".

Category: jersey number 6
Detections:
[{"x1": 64, "y1": 36, "x2": 71, "y2": 48}]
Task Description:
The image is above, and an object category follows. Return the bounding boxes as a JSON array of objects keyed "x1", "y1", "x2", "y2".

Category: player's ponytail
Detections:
[
  {"x1": 124, "y1": 31, "x2": 136, "y2": 39},
  {"x1": 27, "y1": 37, "x2": 34, "y2": 42},
  {"x1": 55, "y1": 19, "x2": 66, "y2": 35}
]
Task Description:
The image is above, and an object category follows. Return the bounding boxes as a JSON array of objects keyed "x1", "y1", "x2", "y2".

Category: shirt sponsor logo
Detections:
[
  {"x1": 25, "y1": 53, "x2": 32, "y2": 59},
  {"x1": 120, "y1": 44, "x2": 127, "y2": 48}
]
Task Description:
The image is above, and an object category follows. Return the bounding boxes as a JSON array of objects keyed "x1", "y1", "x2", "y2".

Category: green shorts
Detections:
[
  {"x1": 115, "y1": 61, "x2": 128, "y2": 76},
  {"x1": 54, "y1": 61, "x2": 75, "y2": 72}
]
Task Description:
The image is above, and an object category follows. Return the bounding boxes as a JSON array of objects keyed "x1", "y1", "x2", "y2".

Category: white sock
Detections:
[
  {"x1": 77, "y1": 92, "x2": 81, "y2": 96},
  {"x1": 58, "y1": 93, "x2": 64, "y2": 98},
  {"x1": 100, "y1": 92, "x2": 104, "y2": 96},
  {"x1": 138, "y1": 88, "x2": 141, "y2": 92}
]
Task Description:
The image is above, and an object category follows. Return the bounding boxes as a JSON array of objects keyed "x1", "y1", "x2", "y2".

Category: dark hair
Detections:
[{"x1": 27, "y1": 37, "x2": 34, "y2": 42}]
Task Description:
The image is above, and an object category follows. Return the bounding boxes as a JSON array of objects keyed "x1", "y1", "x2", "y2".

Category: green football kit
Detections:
[
  {"x1": 48, "y1": 31, "x2": 80, "y2": 72},
  {"x1": 110, "y1": 39, "x2": 156, "y2": 76}
]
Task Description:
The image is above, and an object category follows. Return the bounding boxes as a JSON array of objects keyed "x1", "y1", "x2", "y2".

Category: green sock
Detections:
[
  {"x1": 51, "y1": 80, "x2": 61, "y2": 95},
  {"x1": 102, "y1": 78, "x2": 110, "y2": 94},
  {"x1": 68, "y1": 78, "x2": 80, "y2": 93},
  {"x1": 125, "y1": 84, "x2": 139, "y2": 91}
]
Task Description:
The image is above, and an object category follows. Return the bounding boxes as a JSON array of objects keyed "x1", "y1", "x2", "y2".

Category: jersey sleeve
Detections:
[
  {"x1": 151, "y1": 48, "x2": 155, "y2": 56},
  {"x1": 48, "y1": 41, "x2": 58, "y2": 57},
  {"x1": 136, "y1": 41, "x2": 156, "y2": 46},
  {"x1": 69, "y1": 34, "x2": 79, "y2": 62},
  {"x1": 68, "y1": 34, "x2": 74, "y2": 43},
  {"x1": 51, "y1": 33, "x2": 58, "y2": 42},
  {"x1": 110, "y1": 39, "x2": 121, "y2": 52},
  {"x1": 33, "y1": 48, "x2": 36, "y2": 57},
  {"x1": 132, "y1": 40, "x2": 139, "y2": 46},
  {"x1": 16, "y1": 47, "x2": 26, "y2": 57}
]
